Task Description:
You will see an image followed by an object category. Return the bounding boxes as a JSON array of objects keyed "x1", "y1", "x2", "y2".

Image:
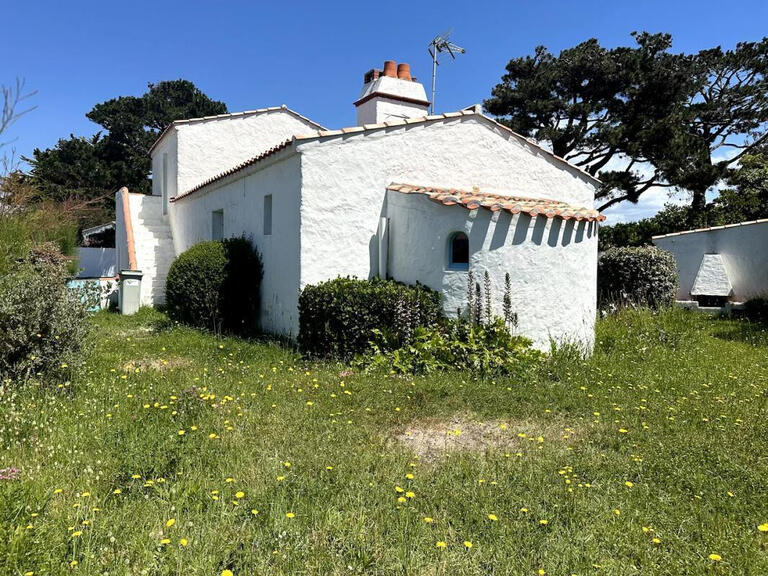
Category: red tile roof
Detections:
[{"x1": 388, "y1": 183, "x2": 606, "y2": 222}]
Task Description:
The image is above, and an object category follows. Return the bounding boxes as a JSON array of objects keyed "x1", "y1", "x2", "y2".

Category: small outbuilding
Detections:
[
  {"x1": 116, "y1": 60, "x2": 605, "y2": 350},
  {"x1": 653, "y1": 219, "x2": 768, "y2": 306}
]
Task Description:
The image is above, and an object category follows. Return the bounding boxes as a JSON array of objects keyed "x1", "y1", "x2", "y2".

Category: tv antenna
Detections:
[{"x1": 428, "y1": 28, "x2": 466, "y2": 114}]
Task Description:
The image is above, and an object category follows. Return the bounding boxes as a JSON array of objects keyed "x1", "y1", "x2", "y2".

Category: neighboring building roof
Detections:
[
  {"x1": 690, "y1": 254, "x2": 733, "y2": 297},
  {"x1": 172, "y1": 110, "x2": 602, "y2": 203},
  {"x1": 82, "y1": 221, "x2": 115, "y2": 238},
  {"x1": 148, "y1": 105, "x2": 326, "y2": 154},
  {"x1": 388, "y1": 183, "x2": 606, "y2": 222},
  {"x1": 652, "y1": 218, "x2": 768, "y2": 239}
]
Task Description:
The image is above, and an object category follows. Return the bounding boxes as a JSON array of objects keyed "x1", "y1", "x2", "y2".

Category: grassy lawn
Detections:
[{"x1": 1, "y1": 308, "x2": 767, "y2": 575}]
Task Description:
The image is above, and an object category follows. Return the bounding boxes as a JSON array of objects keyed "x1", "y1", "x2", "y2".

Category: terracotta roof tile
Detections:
[{"x1": 388, "y1": 183, "x2": 606, "y2": 222}]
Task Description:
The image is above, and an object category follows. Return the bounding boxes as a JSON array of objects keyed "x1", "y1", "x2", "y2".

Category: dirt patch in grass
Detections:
[
  {"x1": 393, "y1": 413, "x2": 578, "y2": 461},
  {"x1": 122, "y1": 357, "x2": 192, "y2": 373}
]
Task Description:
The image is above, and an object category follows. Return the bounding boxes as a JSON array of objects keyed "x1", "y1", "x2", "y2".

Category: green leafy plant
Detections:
[
  {"x1": 598, "y1": 246, "x2": 677, "y2": 310},
  {"x1": 164, "y1": 237, "x2": 263, "y2": 335},
  {"x1": 298, "y1": 277, "x2": 442, "y2": 359},
  {"x1": 363, "y1": 317, "x2": 542, "y2": 376},
  {"x1": 0, "y1": 244, "x2": 96, "y2": 383}
]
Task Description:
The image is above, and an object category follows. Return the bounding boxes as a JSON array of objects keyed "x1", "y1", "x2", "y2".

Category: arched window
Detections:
[{"x1": 448, "y1": 232, "x2": 469, "y2": 270}]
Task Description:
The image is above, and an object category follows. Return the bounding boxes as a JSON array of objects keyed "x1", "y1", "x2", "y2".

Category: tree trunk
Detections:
[{"x1": 689, "y1": 188, "x2": 708, "y2": 228}]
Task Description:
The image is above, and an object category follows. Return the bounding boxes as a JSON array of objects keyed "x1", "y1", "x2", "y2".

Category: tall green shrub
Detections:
[
  {"x1": 164, "y1": 238, "x2": 263, "y2": 335},
  {"x1": 298, "y1": 277, "x2": 442, "y2": 359},
  {"x1": 0, "y1": 244, "x2": 95, "y2": 383},
  {"x1": 598, "y1": 246, "x2": 677, "y2": 309}
]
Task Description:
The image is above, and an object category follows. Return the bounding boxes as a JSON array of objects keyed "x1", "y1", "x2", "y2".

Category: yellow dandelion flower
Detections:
[
  {"x1": 72, "y1": 531, "x2": 83, "y2": 537},
  {"x1": 625, "y1": 481, "x2": 634, "y2": 488},
  {"x1": 423, "y1": 517, "x2": 434, "y2": 523},
  {"x1": 160, "y1": 538, "x2": 171, "y2": 545},
  {"x1": 488, "y1": 514, "x2": 499, "y2": 521},
  {"x1": 708, "y1": 554, "x2": 722, "y2": 562},
  {"x1": 395, "y1": 486, "x2": 404, "y2": 493},
  {"x1": 436, "y1": 541, "x2": 447, "y2": 548},
  {"x1": 397, "y1": 496, "x2": 407, "y2": 503},
  {"x1": 179, "y1": 538, "x2": 188, "y2": 547},
  {"x1": 221, "y1": 571, "x2": 233, "y2": 576},
  {"x1": 405, "y1": 473, "x2": 414, "y2": 480},
  {"x1": 251, "y1": 509, "x2": 259, "y2": 515},
  {"x1": 285, "y1": 512, "x2": 295, "y2": 518},
  {"x1": 652, "y1": 537, "x2": 661, "y2": 544},
  {"x1": 284, "y1": 461, "x2": 291, "y2": 468},
  {"x1": 53, "y1": 489, "x2": 62, "y2": 494},
  {"x1": 165, "y1": 518, "x2": 175, "y2": 527},
  {"x1": 235, "y1": 491, "x2": 245, "y2": 499},
  {"x1": 405, "y1": 491, "x2": 415, "y2": 499},
  {"x1": 463, "y1": 541, "x2": 473, "y2": 548},
  {"x1": 178, "y1": 430, "x2": 185, "y2": 435},
  {"x1": 758, "y1": 523, "x2": 768, "y2": 532},
  {"x1": 113, "y1": 488, "x2": 122, "y2": 494},
  {"x1": 539, "y1": 519, "x2": 548, "y2": 525}
]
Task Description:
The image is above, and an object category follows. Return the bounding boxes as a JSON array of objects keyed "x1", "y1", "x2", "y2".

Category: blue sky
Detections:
[{"x1": 6, "y1": 0, "x2": 768, "y2": 222}]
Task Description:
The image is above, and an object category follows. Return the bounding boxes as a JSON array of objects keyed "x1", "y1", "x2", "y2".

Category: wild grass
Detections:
[{"x1": 1, "y1": 307, "x2": 767, "y2": 575}]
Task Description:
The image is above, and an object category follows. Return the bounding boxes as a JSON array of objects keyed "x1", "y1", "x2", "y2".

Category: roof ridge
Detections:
[
  {"x1": 172, "y1": 110, "x2": 601, "y2": 202},
  {"x1": 149, "y1": 105, "x2": 325, "y2": 153},
  {"x1": 652, "y1": 217, "x2": 768, "y2": 239}
]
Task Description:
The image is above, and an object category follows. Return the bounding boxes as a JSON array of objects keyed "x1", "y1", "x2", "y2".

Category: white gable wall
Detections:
[
  {"x1": 168, "y1": 153, "x2": 303, "y2": 335},
  {"x1": 297, "y1": 116, "x2": 599, "y2": 348},
  {"x1": 150, "y1": 110, "x2": 319, "y2": 203}
]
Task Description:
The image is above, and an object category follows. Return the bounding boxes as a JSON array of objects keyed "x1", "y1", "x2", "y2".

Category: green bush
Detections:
[
  {"x1": 0, "y1": 206, "x2": 78, "y2": 276},
  {"x1": 363, "y1": 317, "x2": 543, "y2": 376},
  {"x1": 598, "y1": 246, "x2": 677, "y2": 309},
  {"x1": 298, "y1": 277, "x2": 442, "y2": 359},
  {"x1": 743, "y1": 296, "x2": 768, "y2": 324},
  {"x1": 165, "y1": 238, "x2": 263, "y2": 335},
  {"x1": 0, "y1": 244, "x2": 96, "y2": 383}
]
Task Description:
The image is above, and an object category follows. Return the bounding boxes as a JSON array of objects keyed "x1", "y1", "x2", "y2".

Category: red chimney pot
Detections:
[
  {"x1": 397, "y1": 63, "x2": 412, "y2": 81},
  {"x1": 383, "y1": 60, "x2": 397, "y2": 78}
]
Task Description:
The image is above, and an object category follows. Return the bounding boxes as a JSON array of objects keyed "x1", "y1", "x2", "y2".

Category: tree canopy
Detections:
[
  {"x1": 25, "y1": 80, "x2": 226, "y2": 226},
  {"x1": 485, "y1": 33, "x2": 768, "y2": 225}
]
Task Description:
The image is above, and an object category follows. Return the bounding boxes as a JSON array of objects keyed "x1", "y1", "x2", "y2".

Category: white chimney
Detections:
[{"x1": 354, "y1": 61, "x2": 430, "y2": 126}]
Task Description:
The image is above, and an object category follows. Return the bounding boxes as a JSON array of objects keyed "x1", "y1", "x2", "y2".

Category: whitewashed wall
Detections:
[
  {"x1": 653, "y1": 221, "x2": 768, "y2": 301},
  {"x1": 386, "y1": 192, "x2": 598, "y2": 350},
  {"x1": 151, "y1": 110, "x2": 319, "y2": 202},
  {"x1": 169, "y1": 153, "x2": 302, "y2": 335},
  {"x1": 298, "y1": 115, "x2": 599, "y2": 348}
]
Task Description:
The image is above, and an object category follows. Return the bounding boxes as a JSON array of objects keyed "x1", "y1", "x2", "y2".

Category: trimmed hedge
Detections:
[
  {"x1": 298, "y1": 277, "x2": 442, "y2": 359},
  {"x1": 598, "y1": 246, "x2": 677, "y2": 309},
  {"x1": 165, "y1": 238, "x2": 263, "y2": 335}
]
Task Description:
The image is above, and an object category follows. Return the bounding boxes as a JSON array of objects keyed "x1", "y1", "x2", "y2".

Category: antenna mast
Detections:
[{"x1": 428, "y1": 29, "x2": 466, "y2": 115}]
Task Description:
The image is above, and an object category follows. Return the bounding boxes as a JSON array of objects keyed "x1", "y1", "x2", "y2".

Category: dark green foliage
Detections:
[
  {"x1": 364, "y1": 317, "x2": 543, "y2": 376},
  {"x1": 486, "y1": 33, "x2": 768, "y2": 222},
  {"x1": 600, "y1": 153, "x2": 768, "y2": 249},
  {"x1": 0, "y1": 245, "x2": 95, "y2": 382},
  {"x1": 598, "y1": 204, "x2": 691, "y2": 250},
  {"x1": 598, "y1": 246, "x2": 677, "y2": 309},
  {"x1": 298, "y1": 277, "x2": 442, "y2": 359},
  {"x1": 165, "y1": 238, "x2": 263, "y2": 335},
  {"x1": 26, "y1": 80, "x2": 227, "y2": 227},
  {"x1": 743, "y1": 296, "x2": 768, "y2": 324}
]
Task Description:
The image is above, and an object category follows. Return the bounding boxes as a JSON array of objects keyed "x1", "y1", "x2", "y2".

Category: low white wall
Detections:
[
  {"x1": 653, "y1": 221, "x2": 768, "y2": 301},
  {"x1": 169, "y1": 153, "x2": 303, "y2": 336},
  {"x1": 387, "y1": 192, "x2": 598, "y2": 350}
]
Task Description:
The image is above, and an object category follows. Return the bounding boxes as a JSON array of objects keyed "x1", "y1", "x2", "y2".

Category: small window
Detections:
[
  {"x1": 263, "y1": 194, "x2": 272, "y2": 236},
  {"x1": 211, "y1": 209, "x2": 224, "y2": 241},
  {"x1": 448, "y1": 232, "x2": 469, "y2": 270},
  {"x1": 162, "y1": 152, "x2": 169, "y2": 215}
]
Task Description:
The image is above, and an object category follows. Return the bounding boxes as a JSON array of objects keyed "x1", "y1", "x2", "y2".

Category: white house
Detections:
[
  {"x1": 116, "y1": 60, "x2": 605, "y2": 350},
  {"x1": 653, "y1": 219, "x2": 768, "y2": 305}
]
